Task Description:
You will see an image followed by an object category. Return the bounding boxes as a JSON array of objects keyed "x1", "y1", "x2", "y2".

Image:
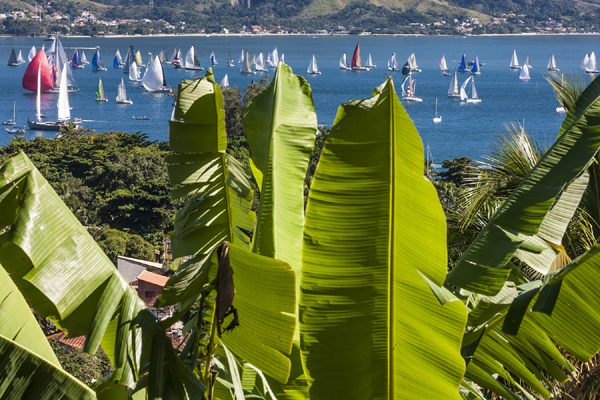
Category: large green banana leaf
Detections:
[
  {"x1": 446, "y1": 76, "x2": 600, "y2": 295},
  {"x1": 244, "y1": 62, "x2": 317, "y2": 275},
  {"x1": 0, "y1": 263, "x2": 96, "y2": 399},
  {"x1": 0, "y1": 152, "x2": 204, "y2": 399},
  {"x1": 300, "y1": 79, "x2": 468, "y2": 400},
  {"x1": 158, "y1": 70, "x2": 296, "y2": 384}
]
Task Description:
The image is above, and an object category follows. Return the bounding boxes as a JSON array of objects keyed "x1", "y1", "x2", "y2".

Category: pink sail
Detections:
[{"x1": 22, "y1": 49, "x2": 52, "y2": 92}]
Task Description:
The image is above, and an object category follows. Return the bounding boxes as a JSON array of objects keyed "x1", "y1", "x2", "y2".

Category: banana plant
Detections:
[
  {"x1": 300, "y1": 79, "x2": 468, "y2": 399},
  {"x1": 0, "y1": 152, "x2": 204, "y2": 399}
]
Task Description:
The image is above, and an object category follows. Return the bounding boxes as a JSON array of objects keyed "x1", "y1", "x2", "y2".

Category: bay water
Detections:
[{"x1": 0, "y1": 34, "x2": 596, "y2": 163}]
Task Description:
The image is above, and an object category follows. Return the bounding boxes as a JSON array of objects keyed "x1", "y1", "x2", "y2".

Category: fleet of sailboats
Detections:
[
  {"x1": 116, "y1": 78, "x2": 133, "y2": 104},
  {"x1": 307, "y1": 54, "x2": 320, "y2": 75}
]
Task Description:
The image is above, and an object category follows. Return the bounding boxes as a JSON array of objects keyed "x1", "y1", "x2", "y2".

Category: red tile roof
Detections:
[
  {"x1": 47, "y1": 331, "x2": 86, "y2": 349},
  {"x1": 137, "y1": 270, "x2": 170, "y2": 287}
]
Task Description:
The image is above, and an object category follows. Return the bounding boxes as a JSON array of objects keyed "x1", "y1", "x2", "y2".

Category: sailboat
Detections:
[
  {"x1": 447, "y1": 69, "x2": 460, "y2": 98},
  {"x1": 281, "y1": 54, "x2": 286, "y2": 66},
  {"x1": 510, "y1": 49, "x2": 522, "y2": 69},
  {"x1": 307, "y1": 54, "x2": 321, "y2": 75},
  {"x1": 4, "y1": 102, "x2": 17, "y2": 125},
  {"x1": 141, "y1": 55, "x2": 169, "y2": 92},
  {"x1": 210, "y1": 51, "x2": 218, "y2": 65},
  {"x1": 95, "y1": 78, "x2": 108, "y2": 102},
  {"x1": 340, "y1": 53, "x2": 351, "y2": 70},
  {"x1": 135, "y1": 50, "x2": 145, "y2": 67},
  {"x1": 439, "y1": 55, "x2": 449, "y2": 72},
  {"x1": 252, "y1": 54, "x2": 256, "y2": 67},
  {"x1": 460, "y1": 76, "x2": 481, "y2": 103},
  {"x1": 402, "y1": 77, "x2": 422, "y2": 102},
  {"x1": 173, "y1": 49, "x2": 182, "y2": 68},
  {"x1": 129, "y1": 61, "x2": 142, "y2": 82},
  {"x1": 91, "y1": 47, "x2": 107, "y2": 71},
  {"x1": 238, "y1": 49, "x2": 245, "y2": 64},
  {"x1": 226, "y1": 51, "x2": 234, "y2": 67},
  {"x1": 8, "y1": 49, "x2": 18, "y2": 66},
  {"x1": 458, "y1": 52, "x2": 468, "y2": 72},
  {"x1": 22, "y1": 48, "x2": 53, "y2": 93},
  {"x1": 71, "y1": 49, "x2": 84, "y2": 68},
  {"x1": 185, "y1": 45, "x2": 204, "y2": 71},
  {"x1": 407, "y1": 53, "x2": 421, "y2": 72},
  {"x1": 116, "y1": 78, "x2": 133, "y2": 104},
  {"x1": 159, "y1": 48, "x2": 167, "y2": 63},
  {"x1": 167, "y1": 48, "x2": 176, "y2": 64},
  {"x1": 123, "y1": 46, "x2": 134, "y2": 74},
  {"x1": 28, "y1": 62, "x2": 77, "y2": 131},
  {"x1": 388, "y1": 53, "x2": 399, "y2": 71},
  {"x1": 81, "y1": 51, "x2": 88, "y2": 65},
  {"x1": 17, "y1": 50, "x2": 25, "y2": 64},
  {"x1": 547, "y1": 54, "x2": 559, "y2": 71},
  {"x1": 267, "y1": 48, "x2": 278, "y2": 68},
  {"x1": 240, "y1": 50, "x2": 255, "y2": 75},
  {"x1": 470, "y1": 56, "x2": 481, "y2": 75},
  {"x1": 519, "y1": 64, "x2": 531, "y2": 80},
  {"x1": 220, "y1": 74, "x2": 229, "y2": 89},
  {"x1": 433, "y1": 98, "x2": 442, "y2": 123},
  {"x1": 28, "y1": 46, "x2": 36, "y2": 63},
  {"x1": 351, "y1": 43, "x2": 369, "y2": 71},
  {"x1": 584, "y1": 52, "x2": 599, "y2": 73},
  {"x1": 365, "y1": 53, "x2": 376, "y2": 68},
  {"x1": 147, "y1": 53, "x2": 153, "y2": 66},
  {"x1": 113, "y1": 50, "x2": 122, "y2": 68},
  {"x1": 255, "y1": 53, "x2": 267, "y2": 71},
  {"x1": 525, "y1": 56, "x2": 532, "y2": 69}
]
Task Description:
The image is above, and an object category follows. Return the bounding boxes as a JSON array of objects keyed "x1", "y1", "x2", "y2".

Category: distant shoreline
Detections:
[{"x1": 1, "y1": 32, "x2": 600, "y2": 39}]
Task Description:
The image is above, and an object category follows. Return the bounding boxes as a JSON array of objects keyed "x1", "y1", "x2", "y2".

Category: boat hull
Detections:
[
  {"x1": 307, "y1": 72, "x2": 321, "y2": 75},
  {"x1": 95, "y1": 97, "x2": 108, "y2": 102},
  {"x1": 28, "y1": 120, "x2": 64, "y2": 131},
  {"x1": 8, "y1": 63, "x2": 18, "y2": 67},
  {"x1": 93, "y1": 67, "x2": 108, "y2": 72},
  {"x1": 117, "y1": 100, "x2": 133, "y2": 104},
  {"x1": 185, "y1": 67, "x2": 204, "y2": 71},
  {"x1": 241, "y1": 71, "x2": 256, "y2": 75},
  {"x1": 352, "y1": 67, "x2": 370, "y2": 71},
  {"x1": 510, "y1": 66, "x2": 522, "y2": 69},
  {"x1": 547, "y1": 68, "x2": 560, "y2": 71},
  {"x1": 402, "y1": 96, "x2": 423, "y2": 102}
]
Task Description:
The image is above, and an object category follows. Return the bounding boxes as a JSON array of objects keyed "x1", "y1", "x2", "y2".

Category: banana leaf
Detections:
[
  {"x1": 0, "y1": 152, "x2": 204, "y2": 399},
  {"x1": 300, "y1": 79, "x2": 468, "y2": 399},
  {"x1": 244, "y1": 62, "x2": 317, "y2": 275},
  {"x1": 446, "y1": 76, "x2": 600, "y2": 295}
]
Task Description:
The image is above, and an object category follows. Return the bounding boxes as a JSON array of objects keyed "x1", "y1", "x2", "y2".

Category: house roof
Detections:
[
  {"x1": 47, "y1": 331, "x2": 86, "y2": 349},
  {"x1": 117, "y1": 256, "x2": 163, "y2": 269},
  {"x1": 137, "y1": 270, "x2": 170, "y2": 287}
]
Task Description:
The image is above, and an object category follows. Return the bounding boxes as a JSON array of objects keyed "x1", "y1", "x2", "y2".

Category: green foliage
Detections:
[
  {"x1": 95, "y1": 229, "x2": 155, "y2": 264},
  {"x1": 49, "y1": 339, "x2": 113, "y2": 386},
  {"x1": 439, "y1": 157, "x2": 479, "y2": 187}
]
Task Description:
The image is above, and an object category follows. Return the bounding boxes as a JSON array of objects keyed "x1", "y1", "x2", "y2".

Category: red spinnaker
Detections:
[
  {"x1": 22, "y1": 49, "x2": 52, "y2": 92},
  {"x1": 351, "y1": 44, "x2": 359, "y2": 68}
]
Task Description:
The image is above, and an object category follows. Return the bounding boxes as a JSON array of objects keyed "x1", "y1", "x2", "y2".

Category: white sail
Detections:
[
  {"x1": 142, "y1": 55, "x2": 166, "y2": 91},
  {"x1": 439, "y1": 55, "x2": 448, "y2": 71},
  {"x1": 57, "y1": 63, "x2": 70, "y2": 121},
  {"x1": 510, "y1": 49, "x2": 521, "y2": 69},
  {"x1": 147, "y1": 53, "x2": 153, "y2": 66},
  {"x1": 239, "y1": 50, "x2": 244, "y2": 64},
  {"x1": 185, "y1": 46, "x2": 196, "y2": 69},
  {"x1": 525, "y1": 56, "x2": 532, "y2": 68},
  {"x1": 36, "y1": 63, "x2": 41, "y2": 121},
  {"x1": 307, "y1": 54, "x2": 319, "y2": 74},
  {"x1": 448, "y1": 69, "x2": 459, "y2": 97},
  {"x1": 210, "y1": 51, "x2": 217, "y2": 64},
  {"x1": 340, "y1": 53, "x2": 349, "y2": 69},
  {"x1": 388, "y1": 53, "x2": 398, "y2": 71},
  {"x1": 460, "y1": 76, "x2": 472, "y2": 101},
  {"x1": 48, "y1": 37, "x2": 56, "y2": 54},
  {"x1": 81, "y1": 51, "x2": 88, "y2": 64},
  {"x1": 589, "y1": 52, "x2": 598, "y2": 72},
  {"x1": 116, "y1": 78, "x2": 128, "y2": 102},
  {"x1": 55, "y1": 37, "x2": 77, "y2": 88},
  {"x1": 220, "y1": 74, "x2": 229, "y2": 89},
  {"x1": 268, "y1": 48, "x2": 278, "y2": 68},
  {"x1": 256, "y1": 53, "x2": 267, "y2": 71},
  {"x1": 17, "y1": 50, "x2": 25, "y2": 63},
  {"x1": 519, "y1": 64, "x2": 531, "y2": 80},
  {"x1": 240, "y1": 50, "x2": 254, "y2": 74},
  {"x1": 581, "y1": 54, "x2": 590, "y2": 71},
  {"x1": 366, "y1": 53, "x2": 376, "y2": 68},
  {"x1": 547, "y1": 54, "x2": 558, "y2": 71},
  {"x1": 129, "y1": 61, "x2": 140, "y2": 81},
  {"x1": 471, "y1": 78, "x2": 478, "y2": 100},
  {"x1": 281, "y1": 53, "x2": 286, "y2": 65},
  {"x1": 408, "y1": 53, "x2": 418, "y2": 69},
  {"x1": 28, "y1": 46, "x2": 36, "y2": 62}
]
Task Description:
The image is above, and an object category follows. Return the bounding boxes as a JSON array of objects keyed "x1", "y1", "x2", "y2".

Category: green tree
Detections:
[{"x1": 95, "y1": 229, "x2": 155, "y2": 264}]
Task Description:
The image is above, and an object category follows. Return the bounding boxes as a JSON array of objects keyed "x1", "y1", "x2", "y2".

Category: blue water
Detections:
[{"x1": 0, "y1": 34, "x2": 596, "y2": 162}]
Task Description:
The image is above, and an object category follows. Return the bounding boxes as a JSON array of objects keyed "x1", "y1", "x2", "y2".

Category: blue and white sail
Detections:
[
  {"x1": 470, "y1": 56, "x2": 480, "y2": 74},
  {"x1": 458, "y1": 52, "x2": 467, "y2": 71}
]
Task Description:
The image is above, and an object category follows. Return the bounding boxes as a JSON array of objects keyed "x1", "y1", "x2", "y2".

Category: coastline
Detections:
[{"x1": 1, "y1": 32, "x2": 600, "y2": 39}]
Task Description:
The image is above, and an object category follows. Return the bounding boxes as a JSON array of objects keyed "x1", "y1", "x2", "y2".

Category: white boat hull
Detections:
[
  {"x1": 117, "y1": 100, "x2": 133, "y2": 104},
  {"x1": 433, "y1": 116, "x2": 442, "y2": 123},
  {"x1": 402, "y1": 96, "x2": 423, "y2": 102}
]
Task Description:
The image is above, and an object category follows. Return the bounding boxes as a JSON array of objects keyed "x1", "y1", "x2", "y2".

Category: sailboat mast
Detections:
[{"x1": 36, "y1": 63, "x2": 41, "y2": 122}]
